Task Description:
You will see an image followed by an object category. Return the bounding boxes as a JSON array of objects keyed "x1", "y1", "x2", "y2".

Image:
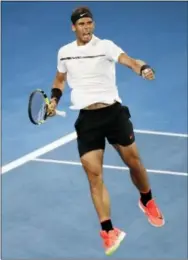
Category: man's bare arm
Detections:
[
  {"x1": 52, "y1": 71, "x2": 66, "y2": 93},
  {"x1": 118, "y1": 53, "x2": 155, "y2": 80},
  {"x1": 47, "y1": 71, "x2": 67, "y2": 116},
  {"x1": 50, "y1": 71, "x2": 67, "y2": 102}
]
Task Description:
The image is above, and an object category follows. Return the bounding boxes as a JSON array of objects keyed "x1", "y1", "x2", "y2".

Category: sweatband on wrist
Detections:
[
  {"x1": 140, "y1": 64, "x2": 152, "y2": 76},
  {"x1": 51, "y1": 88, "x2": 62, "y2": 104}
]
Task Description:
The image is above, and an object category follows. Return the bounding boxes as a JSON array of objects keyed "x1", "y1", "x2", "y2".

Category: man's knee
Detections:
[
  {"x1": 86, "y1": 168, "x2": 103, "y2": 192},
  {"x1": 117, "y1": 143, "x2": 143, "y2": 170},
  {"x1": 127, "y1": 155, "x2": 143, "y2": 171},
  {"x1": 80, "y1": 155, "x2": 103, "y2": 187}
]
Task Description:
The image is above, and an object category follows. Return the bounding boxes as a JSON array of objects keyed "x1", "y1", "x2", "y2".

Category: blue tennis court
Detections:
[{"x1": 2, "y1": 1, "x2": 187, "y2": 259}]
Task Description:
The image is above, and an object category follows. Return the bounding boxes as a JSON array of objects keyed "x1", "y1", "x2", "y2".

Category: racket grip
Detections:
[{"x1": 56, "y1": 110, "x2": 66, "y2": 117}]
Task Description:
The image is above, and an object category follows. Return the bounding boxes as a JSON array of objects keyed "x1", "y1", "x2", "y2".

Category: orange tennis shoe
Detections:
[
  {"x1": 139, "y1": 199, "x2": 165, "y2": 227},
  {"x1": 100, "y1": 228, "x2": 126, "y2": 256}
]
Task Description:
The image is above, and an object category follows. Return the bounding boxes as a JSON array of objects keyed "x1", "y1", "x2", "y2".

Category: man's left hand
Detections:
[{"x1": 142, "y1": 68, "x2": 155, "y2": 80}]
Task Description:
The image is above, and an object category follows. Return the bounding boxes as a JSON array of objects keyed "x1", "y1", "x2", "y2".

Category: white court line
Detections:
[
  {"x1": 33, "y1": 158, "x2": 188, "y2": 177},
  {"x1": 1, "y1": 132, "x2": 77, "y2": 174},
  {"x1": 1, "y1": 129, "x2": 187, "y2": 174},
  {"x1": 134, "y1": 129, "x2": 188, "y2": 138}
]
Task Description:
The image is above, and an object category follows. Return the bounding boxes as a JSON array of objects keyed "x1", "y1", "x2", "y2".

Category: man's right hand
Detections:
[{"x1": 46, "y1": 98, "x2": 57, "y2": 117}]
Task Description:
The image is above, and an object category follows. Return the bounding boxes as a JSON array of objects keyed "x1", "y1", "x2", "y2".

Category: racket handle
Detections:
[{"x1": 56, "y1": 110, "x2": 66, "y2": 117}]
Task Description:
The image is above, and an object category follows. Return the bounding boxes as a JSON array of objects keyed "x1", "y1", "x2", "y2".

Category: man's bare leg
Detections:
[
  {"x1": 113, "y1": 143, "x2": 150, "y2": 193},
  {"x1": 80, "y1": 149, "x2": 111, "y2": 222},
  {"x1": 113, "y1": 142, "x2": 165, "y2": 227},
  {"x1": 80, "y1": 149, "x2": 126, "y2": 254}
]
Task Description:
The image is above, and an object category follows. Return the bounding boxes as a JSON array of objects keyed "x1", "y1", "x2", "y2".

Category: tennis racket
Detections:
[{"x1": 28, "y1": 89, "x2": 66, "y2": 125}]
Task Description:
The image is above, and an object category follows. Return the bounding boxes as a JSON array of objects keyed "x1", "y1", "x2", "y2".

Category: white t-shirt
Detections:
[{"x1": 57, "y1": 35, "x2": 124, "y2": 110}]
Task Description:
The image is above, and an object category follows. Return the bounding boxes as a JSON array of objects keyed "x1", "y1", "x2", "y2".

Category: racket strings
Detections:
[
  {"x1": 30, "y1": 91, "x2": 47, "y2": 124},
  {"x1": 37, "y1": 103, "x2": 46, "y2": 121}
]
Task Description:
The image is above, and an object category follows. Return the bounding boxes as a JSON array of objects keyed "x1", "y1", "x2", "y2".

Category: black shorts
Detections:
[{"x1": 74, "y1": 102, "x2": 135, "y2": 157}]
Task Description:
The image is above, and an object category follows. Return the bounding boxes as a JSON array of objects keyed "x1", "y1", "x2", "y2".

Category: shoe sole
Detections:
[
  {"x1": 138, "y1": 201, "x2": 165, "y2": 227},
  {"x1": 105, "y1": 231, "x2": 126, "y2": 256}
]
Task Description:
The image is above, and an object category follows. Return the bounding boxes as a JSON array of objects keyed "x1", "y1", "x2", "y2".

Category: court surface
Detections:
[{"x1": 2, "y1": 1, "x2": 188, "y2": 259}]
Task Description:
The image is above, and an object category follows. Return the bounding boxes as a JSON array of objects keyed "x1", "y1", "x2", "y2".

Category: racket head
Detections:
[{"x1": 28, "y1": 89, "x2": 49, "y2": 125}]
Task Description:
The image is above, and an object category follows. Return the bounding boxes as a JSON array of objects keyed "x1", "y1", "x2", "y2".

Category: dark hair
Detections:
[{"x1": 71, "y1": 6, "x2": 93, "y2": 25}]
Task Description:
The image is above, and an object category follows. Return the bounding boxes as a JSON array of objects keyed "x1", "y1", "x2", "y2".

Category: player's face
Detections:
[{"x1": 72, "y1": 17, "x2": 95, "y2": 44}]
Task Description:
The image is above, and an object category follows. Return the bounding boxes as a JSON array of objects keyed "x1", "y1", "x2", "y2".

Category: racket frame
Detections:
[{"x1": 28, "y1": 89, "x2": 50, "y2": 125}]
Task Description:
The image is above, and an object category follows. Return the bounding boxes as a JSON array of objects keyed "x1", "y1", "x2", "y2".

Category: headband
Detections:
[{"x1": 71, "y1": 11, "x2": 93, "y2": 25}]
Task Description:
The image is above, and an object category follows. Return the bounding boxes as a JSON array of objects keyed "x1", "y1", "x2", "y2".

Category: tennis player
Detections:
[{"x1": 47, "y1": 6, "x2": 165, "y2": 256}]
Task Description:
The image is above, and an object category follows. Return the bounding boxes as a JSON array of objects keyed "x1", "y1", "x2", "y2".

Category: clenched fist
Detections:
[{"x1": 142, "y1": 68, "x2": 155, "y2": 80}]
